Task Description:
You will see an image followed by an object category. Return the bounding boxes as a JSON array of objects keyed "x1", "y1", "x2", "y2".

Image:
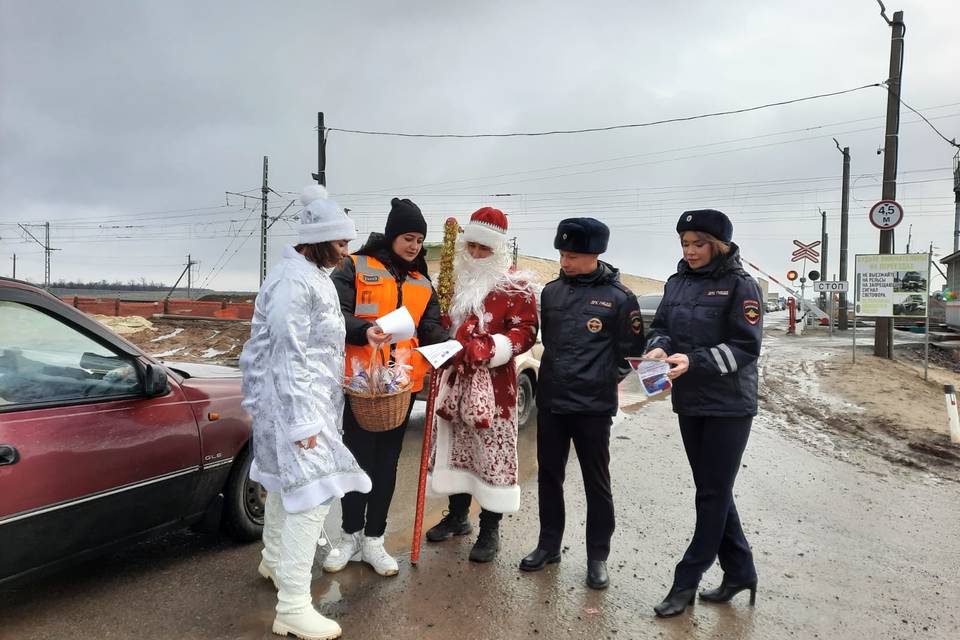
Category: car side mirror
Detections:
[{"x1": 143, "y1": 363, "x2": 170, "y2": 397}]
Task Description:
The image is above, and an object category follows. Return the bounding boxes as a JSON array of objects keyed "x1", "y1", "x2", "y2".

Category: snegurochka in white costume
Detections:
[
  {"x1": 426, "y1": 207, "x2": 539, "y2": 562},
  {"x1": 239, "y1": 185, "x2": 371, "y2": 640}
]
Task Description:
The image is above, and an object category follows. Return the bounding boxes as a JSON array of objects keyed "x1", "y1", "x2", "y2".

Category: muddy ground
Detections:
[
  {"x1": 3, "y1": 312, "x2": 958, "y2": 639},
  {"x1": 93, "y1": 314, "x2": 250, "y2": 363}
]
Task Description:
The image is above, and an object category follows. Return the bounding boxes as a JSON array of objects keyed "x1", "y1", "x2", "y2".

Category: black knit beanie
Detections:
[{"x1": 384, "y1": 197, "x2": 427, "y2": 240}]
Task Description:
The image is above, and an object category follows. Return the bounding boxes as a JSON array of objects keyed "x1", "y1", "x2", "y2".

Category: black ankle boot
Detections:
[
  {"x1": 426, "y1": 511, "x2": 472, "y2": 542},
  {"x1": 654, "y1": 586, "x2": 697, "y2": 618},
  {"x1": 469, "y1": 525, "x2": 500, "y2": 563},
  {"x1": 699, "y1": 578, "x2": 757, "y2": 605}
]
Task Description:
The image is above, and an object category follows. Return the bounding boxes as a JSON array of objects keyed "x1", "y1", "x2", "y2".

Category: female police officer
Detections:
[{"x1": 645, "y1": 209, "x2": 761, "y2": 617}]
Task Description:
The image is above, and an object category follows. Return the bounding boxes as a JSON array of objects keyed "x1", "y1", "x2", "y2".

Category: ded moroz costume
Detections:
[{"x1": 425, "y1": 207, "x2": 539, "y2": 562}]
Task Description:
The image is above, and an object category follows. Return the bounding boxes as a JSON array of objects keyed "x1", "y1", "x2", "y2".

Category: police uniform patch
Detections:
[
  {"x1": 361, "y1": 274, "x2": 380, "y2": 283},
  {"x1": 629, "y1": 310, "x2": 642, "y2": 334},
  {"x1": 743, "y1": 299, "x2": 761, "y2": 325},
  {"x1": 586, "y1": 317, "x2": 603, "y2": 333}
]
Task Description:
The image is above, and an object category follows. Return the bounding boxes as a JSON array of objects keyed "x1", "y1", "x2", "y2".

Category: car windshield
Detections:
[{"x1": 637, "y1": 295, "x2": 662, "y2": 310}]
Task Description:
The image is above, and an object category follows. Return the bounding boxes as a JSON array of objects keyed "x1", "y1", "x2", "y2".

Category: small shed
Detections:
[{"x1": 939, "y1": 249, "x2": 960, "y2": 327}]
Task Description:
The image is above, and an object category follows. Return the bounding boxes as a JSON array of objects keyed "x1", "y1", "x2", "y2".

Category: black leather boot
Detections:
[
  {"x1": 699, "y1": 578, "x2": 757, "y2": 604},
  {"x1": 519, "y1": 548, "x2": 562, "y2": 571},
  {"x1": 654, "y1": 586, "x2": 697, "y2": 618},
  {"x1": 468, "y1": 524, "x2": 500, "y2": 563},
  {"x1": 426, "y1": 511, "x2": 472, "y2": 542},
  {"x1": 586, "y1": 560, "x2": 609, "y2": 589}
]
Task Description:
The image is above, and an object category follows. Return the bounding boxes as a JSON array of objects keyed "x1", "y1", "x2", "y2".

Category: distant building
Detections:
[{"x1": 939, "y1": 250, "x2": 960, "y2": 327}]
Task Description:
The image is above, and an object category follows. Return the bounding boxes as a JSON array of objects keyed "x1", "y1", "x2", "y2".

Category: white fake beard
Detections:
[{"x1": 448, "y1": 246, "x2": 513, "y2": 332}]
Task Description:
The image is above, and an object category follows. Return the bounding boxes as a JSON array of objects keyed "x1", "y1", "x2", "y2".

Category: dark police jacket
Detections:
[
  {"x1": 537, "y1": 261, "x2": 645, "y2": 416},
  {"x1": 645, "y1": 245, "x2": 762, "y2": 417}
]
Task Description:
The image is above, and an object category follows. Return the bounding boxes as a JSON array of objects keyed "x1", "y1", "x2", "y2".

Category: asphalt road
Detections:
[{"x1": 2, "y1": 318, "x2": 958, "y2": 639}]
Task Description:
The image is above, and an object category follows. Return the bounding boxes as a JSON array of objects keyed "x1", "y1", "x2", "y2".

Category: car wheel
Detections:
[
  {"x1": 517, "y1": 371, "x2": 536, "y2": 428},
  {"x1": 222, "y1": 446, "x2": 265, "y2": 542}
]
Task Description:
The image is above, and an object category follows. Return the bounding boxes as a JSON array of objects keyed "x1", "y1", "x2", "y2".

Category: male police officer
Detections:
[{"x1": 519, "y1": 217, "x2": 645, "y2": 590}]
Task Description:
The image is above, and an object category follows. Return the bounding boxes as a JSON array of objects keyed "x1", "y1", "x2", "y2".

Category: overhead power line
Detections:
[
  {"x1": 889, "y1": 90, "x2": 960, "y2": 148},
  {"x1": 324, "y1": 82, "x2": 883, "y2": 138}
]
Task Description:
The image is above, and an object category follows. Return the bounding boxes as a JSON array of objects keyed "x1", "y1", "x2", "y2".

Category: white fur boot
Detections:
[{"x1": 273, "y1": 503, "x2": 341, "y2": 640}]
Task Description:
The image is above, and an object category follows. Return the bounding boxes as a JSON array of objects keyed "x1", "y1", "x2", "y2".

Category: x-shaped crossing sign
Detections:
[{"x1": 791, "y1": 239, "x2": 820, "y2": 263}]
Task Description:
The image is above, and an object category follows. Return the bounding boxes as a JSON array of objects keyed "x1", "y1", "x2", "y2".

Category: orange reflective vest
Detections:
[{"x1": 345, "y1": 255, "x2": 433, "y2": 392}]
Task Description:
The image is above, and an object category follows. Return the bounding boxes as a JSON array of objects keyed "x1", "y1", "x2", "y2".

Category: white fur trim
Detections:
[
  {"x1": 300, "y1": 184, "x2": 328, "y2": 205},
  {"x1": 428, "y1": 469, "x2": 521, "y2": 513},
  {"x1": 299, "y1": 218, "x2": 357, "y2": 243},
  {"x1": 250, "y1": 459, "x2": 371, "y2": 514},
  {"x1": 488, "y1": 333, "x2": 514, "y2": 368},
  {"x1": 463, "y1": 222, "x2": 507, "y2": 251}
]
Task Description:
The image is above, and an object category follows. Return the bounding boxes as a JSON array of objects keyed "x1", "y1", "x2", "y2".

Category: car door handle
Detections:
[{"x1": 0, "y1": 445, "x2": 19, "y2": 466}]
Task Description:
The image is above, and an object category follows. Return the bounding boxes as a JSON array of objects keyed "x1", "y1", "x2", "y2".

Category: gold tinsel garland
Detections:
[{"x1": 436, "y1": 217, "x2": 459, "y2": 313}]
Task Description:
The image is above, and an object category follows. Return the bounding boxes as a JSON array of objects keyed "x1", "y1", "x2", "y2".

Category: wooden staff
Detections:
[{"x1": 411, "y1": 217, "x2": 458, "y2": 565}]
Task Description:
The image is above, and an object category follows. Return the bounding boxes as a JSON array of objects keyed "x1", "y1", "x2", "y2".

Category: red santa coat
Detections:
[{"x1": 428, "y1": 285, "x2": 539, "y2": 513}]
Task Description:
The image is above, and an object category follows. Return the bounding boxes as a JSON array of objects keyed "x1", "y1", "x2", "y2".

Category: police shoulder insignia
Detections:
[
  {"x1": 586, "y1": 317, "x2": 603, "y2": 333},
  {"x1": 743, "y1": 299, "x2": 761, "y2": 325},
  {"x1": 629, "y1": 310, "x2": 642, "y2": 334}
]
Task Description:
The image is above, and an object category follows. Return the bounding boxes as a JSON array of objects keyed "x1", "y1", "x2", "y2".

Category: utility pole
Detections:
[
  {"x1": 185, "y1": 254, "x2": 198, "y2": 299},
  {"x1": 836, "y1": 141, "x2": 851, "y2": 330},
  {"x1": 17, "y1": 222, "x2": 59, "y2": 289},
  {"x1": 953, "y1": 152, "x2": 960, "y2": 253},
  {"x1": 905, "y1": 224, "x2": 913, "y2": 253},
  {"x1": 311, "y1": 112, "x2": 327, "y2": 186},
  {"x1": 510, "y1": 236, "x2": 519, "y2": 268},
  {"x1": 874, "y1": 8, "x2": 905, "y2": 359},
  {"x1": 11, "y1": 254, "x2": 15, "y2": 279},
  {"x1": 261, "y1": 155, "x2": 269, "y2": 286},
  {"x1": 44, "y1": 222, "x2": 51, "y2": 287},
  {"x1": 819, "y1": 209, "x2": 828, "y2": 309}
]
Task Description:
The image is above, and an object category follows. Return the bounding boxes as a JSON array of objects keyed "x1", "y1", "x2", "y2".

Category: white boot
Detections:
[
  {"x1": 272, "y1": 609, "x2": 341, "y2": 640},
  {"x1": 321, "y1": 530, "x2": 361, "y2": 573},
  {"x1": 361, "y1": 534, "x2": 399, "y2": 577},
  {"x1": 259, "y1": 492, "x2": 285, "y2": 589},
  {"x1": 274, "y1": 503, "x2": 342, "y2": 640}
]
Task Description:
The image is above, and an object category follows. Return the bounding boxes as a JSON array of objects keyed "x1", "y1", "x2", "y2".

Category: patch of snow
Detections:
[
  {"x1": 208, "y1": 330, "x2": 221, "y2": 339},
  {"x1": 200, "y1": 348, "x2": 227, "y2": 359},
  {"x1": 153, "y1": 347, "x2": 184, "y2": 358},
  {"x1": 150, "y1": 328, "x2": 184, "y2": 343}
]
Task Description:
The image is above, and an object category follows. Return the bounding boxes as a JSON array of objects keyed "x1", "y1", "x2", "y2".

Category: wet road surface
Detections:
[{"x1": 3, "y1": 323, "x2": 958, "y2": 639}]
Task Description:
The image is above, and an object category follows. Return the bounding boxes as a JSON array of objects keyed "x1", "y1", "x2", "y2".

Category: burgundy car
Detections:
[{"x1": 0, "y1": 278, "x2": 263, "y2": 585}]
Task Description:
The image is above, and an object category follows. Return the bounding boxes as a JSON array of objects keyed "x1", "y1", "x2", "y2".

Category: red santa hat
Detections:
[{"x1": 462, "y1": 207, "x2": 508, "y2": 250}]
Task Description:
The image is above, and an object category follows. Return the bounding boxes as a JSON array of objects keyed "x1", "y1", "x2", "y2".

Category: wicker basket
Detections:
[
  {"x1": 345, "y1": 349, "x2": 412, "y2": 432},
  {"x1": 346, "y1": 386, "x2": 412, "y2": 432}
]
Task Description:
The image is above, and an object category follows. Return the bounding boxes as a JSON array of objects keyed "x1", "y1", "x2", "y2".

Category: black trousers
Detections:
[
  {"x1": 340, "y1": 397, "x2": 416, "y2": 538},
  {"x1": 447, "y1": 493, "x2": 503, "y2": 528},
  {"x1": 673, "y1": 414, "x2": 757, "y2": 590},
  {"x1": 536, "y1": 411, "x2": 614, "y2": 561}
]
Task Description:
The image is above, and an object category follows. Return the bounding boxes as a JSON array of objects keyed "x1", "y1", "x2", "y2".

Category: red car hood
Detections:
[{"x1": 162, "y1": 361, "x2": 241, "y2": 379}]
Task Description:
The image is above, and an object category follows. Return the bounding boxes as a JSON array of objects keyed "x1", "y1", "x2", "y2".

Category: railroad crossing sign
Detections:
[
  {"x1": 791, "y1": 239, "x2": 821, "y2": 263},
  {"x1": 869, "y1": 200, "x2": 904, "y2": 230}
]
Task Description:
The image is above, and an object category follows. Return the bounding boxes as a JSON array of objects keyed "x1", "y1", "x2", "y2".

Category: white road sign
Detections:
[
  {"x1": 868, "y1": 200, "x2": 904, "y2": 230},
  {"x1": 813, "y1": 281, "x2": 849, "y2": 293}
]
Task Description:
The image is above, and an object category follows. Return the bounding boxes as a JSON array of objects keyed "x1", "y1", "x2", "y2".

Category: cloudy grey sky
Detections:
[{"x1": 2, "y1": 0, "x2": 958, "y2": 293}]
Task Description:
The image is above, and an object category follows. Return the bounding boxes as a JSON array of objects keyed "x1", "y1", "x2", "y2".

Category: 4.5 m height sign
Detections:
[{"x1": 854, "y1": 253, "x2": 930, "y2": 318}]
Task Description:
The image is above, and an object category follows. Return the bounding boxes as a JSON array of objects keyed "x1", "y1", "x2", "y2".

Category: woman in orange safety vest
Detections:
[{"x1": 324, "y1": 196, "x2": 446, "y2": 577}]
